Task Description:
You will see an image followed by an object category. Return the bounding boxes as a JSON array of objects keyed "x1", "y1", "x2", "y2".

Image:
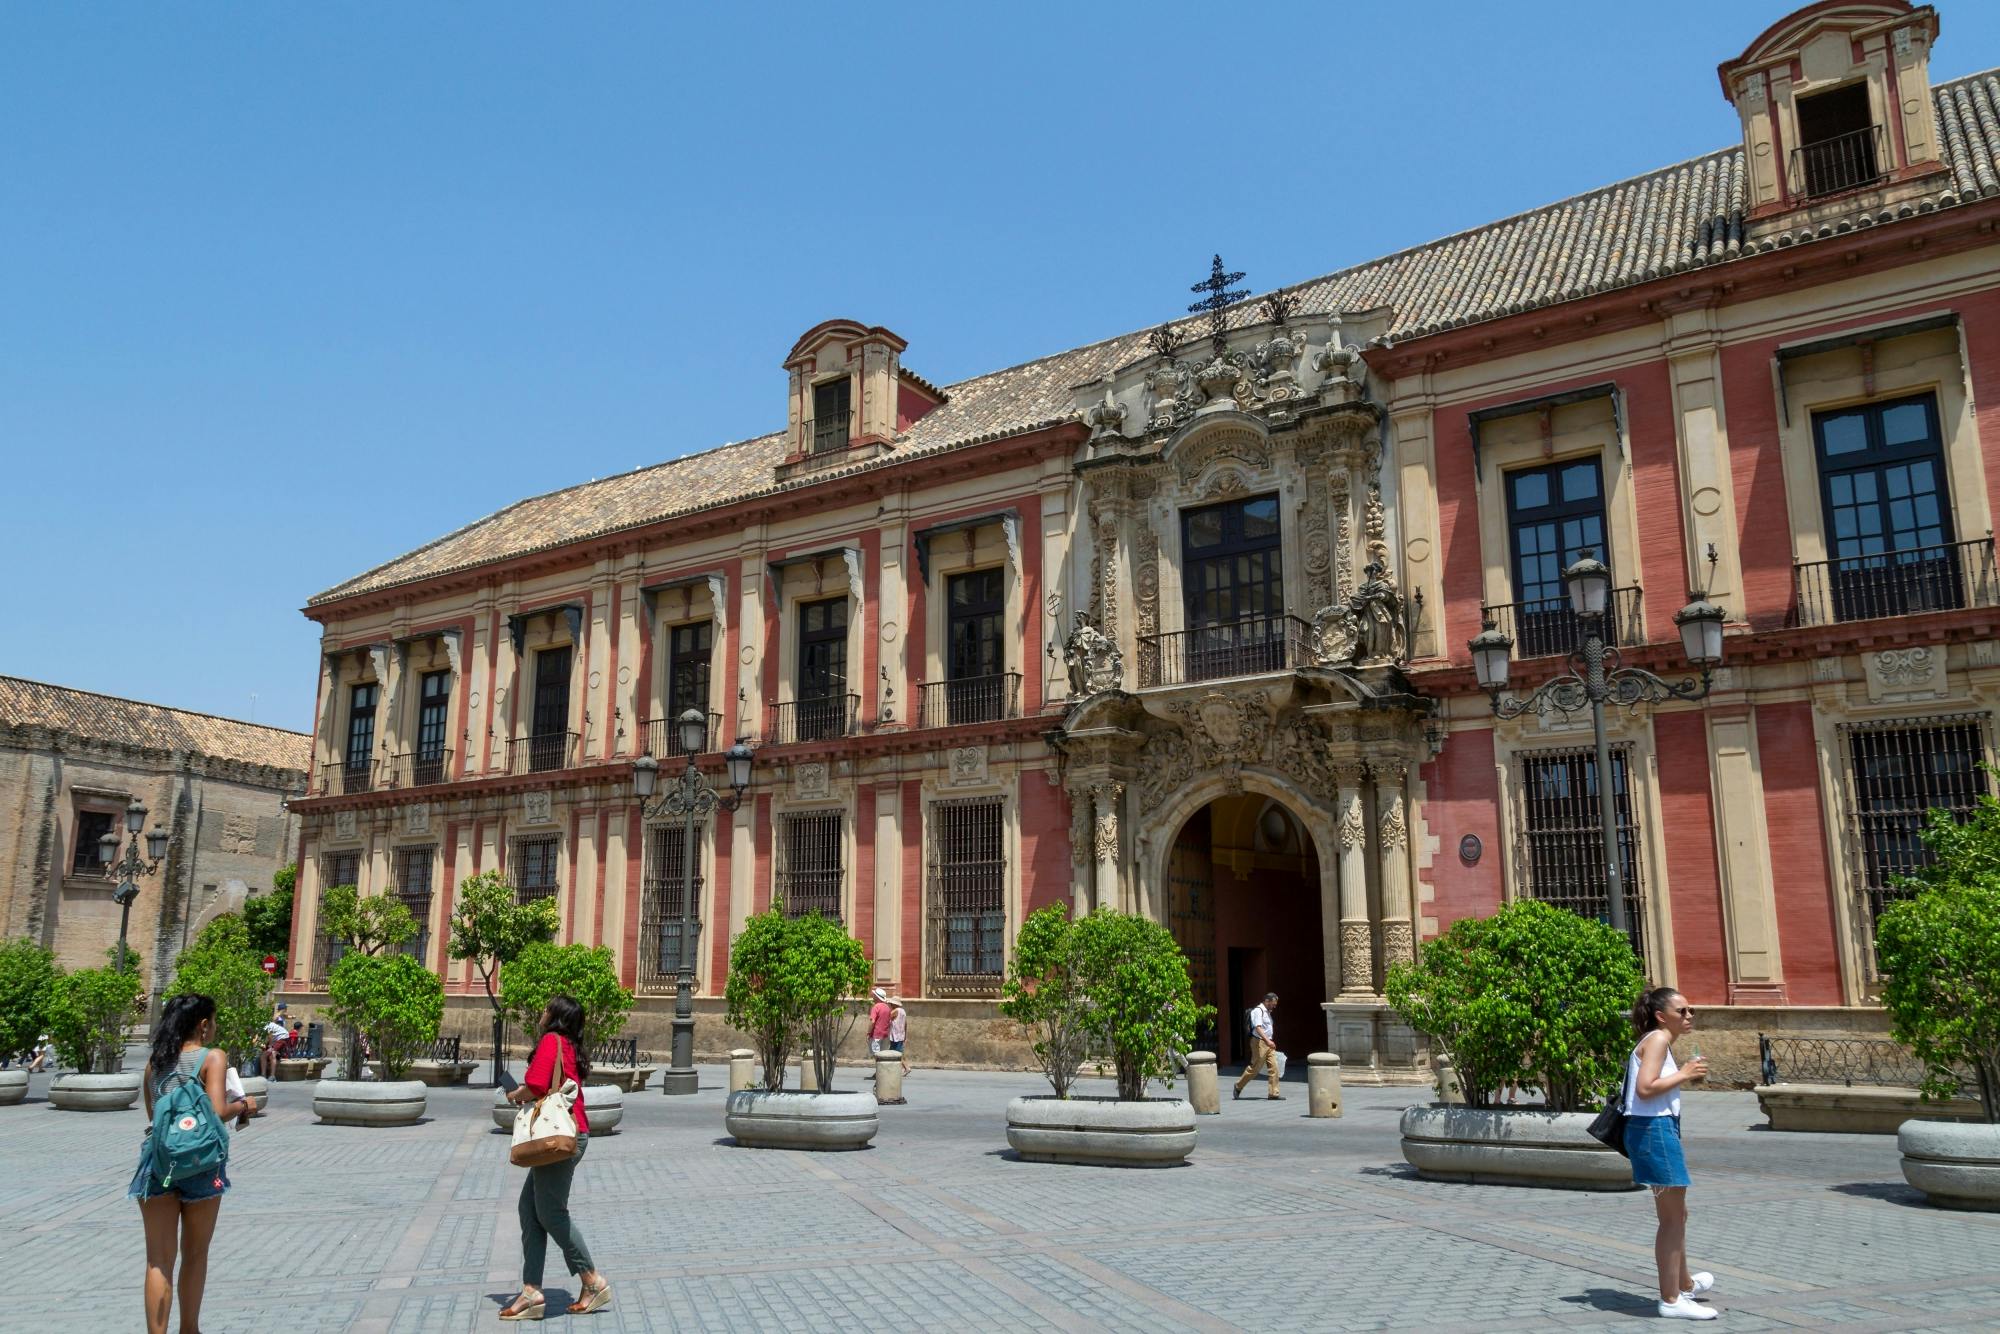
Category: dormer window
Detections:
[
  {"x1": 1793, "y1": 82, "x2": 1883, "y2": 198},
  {"x1": 778, "y1": 319, "x2": 943, "y2": 481},
  {"x1": 811, "y1": 377, "x2": 852, "y2": 454}
]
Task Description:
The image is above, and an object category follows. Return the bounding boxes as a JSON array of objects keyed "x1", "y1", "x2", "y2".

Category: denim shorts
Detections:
[
  {"x1": 128, "y1": 1136, "x2": 231, "y2": 1203},
  {"x1": 1624, "y1": 1113, "x2": 1690, "y2": 1188}
]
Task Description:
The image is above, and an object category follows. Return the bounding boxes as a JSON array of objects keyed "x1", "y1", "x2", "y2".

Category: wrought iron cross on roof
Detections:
[{"x1": 1189, "y1": 254, "x2": 1248, "y2": 358}]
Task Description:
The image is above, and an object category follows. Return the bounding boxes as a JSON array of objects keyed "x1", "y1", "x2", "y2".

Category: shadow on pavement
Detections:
[{"x1": 1829, "y1": 1180, "x2": 1929, "y2": 1207}]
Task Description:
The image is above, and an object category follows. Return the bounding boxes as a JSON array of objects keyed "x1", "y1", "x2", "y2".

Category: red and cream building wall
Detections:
[{"x1": 286, "y1": 1, "x2": 2000, "y2": 1074}]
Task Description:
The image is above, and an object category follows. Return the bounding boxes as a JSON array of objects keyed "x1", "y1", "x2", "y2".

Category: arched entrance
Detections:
[{"x1": 1166, "y1": 794, "x2": 1324, "y2": 1068}]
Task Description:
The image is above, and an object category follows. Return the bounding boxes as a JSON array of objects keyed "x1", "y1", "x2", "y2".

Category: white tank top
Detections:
[{"x1": 1624, "y1": 1040, "x2": 1681, "y2": 1118}]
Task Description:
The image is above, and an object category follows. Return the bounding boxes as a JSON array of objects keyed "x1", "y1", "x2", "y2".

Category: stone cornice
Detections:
[{"x1": 0, "y1": 723, "x2": 308, "y2": 792}]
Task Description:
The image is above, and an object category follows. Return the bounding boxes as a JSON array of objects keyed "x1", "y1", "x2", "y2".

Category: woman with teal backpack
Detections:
[{"x1": 131, "y1": 993, "x2": 251, "y2": 1334}]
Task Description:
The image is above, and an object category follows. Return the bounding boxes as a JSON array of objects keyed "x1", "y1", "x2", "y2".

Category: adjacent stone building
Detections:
[
  {"x1": 0, "y1": 676, "x2": 310, "y2": 999},
  {"x1": 288, "y1": 2, "x2": 2000, "y2": 1076}
]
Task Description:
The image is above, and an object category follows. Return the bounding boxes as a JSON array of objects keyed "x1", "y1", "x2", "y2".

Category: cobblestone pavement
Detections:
[{"x1": 4, "y1": 1063, "x2": 1999, "y2": 1332}]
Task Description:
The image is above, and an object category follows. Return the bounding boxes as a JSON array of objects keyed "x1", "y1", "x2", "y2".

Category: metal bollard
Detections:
[
  {"x1": 1185, "y1": 1051, "x2": 1220, "y2": 1114},
  {"x1": 1307, "y1": 1052, "x2": 1343, "y2": 1118},
  {"x1": 729, "y1": 1048, "x2": 755, "y2": 1093},
  {"x1": 874, "y1": 1051, "x2": 906, "y2": 1104},
  {"x1": 799, "y1": 1049, "x2": 819, "y2": 1092},
  {"x1": 1433, "y1": 1054, "x2": 1465, "y2": 1106}
]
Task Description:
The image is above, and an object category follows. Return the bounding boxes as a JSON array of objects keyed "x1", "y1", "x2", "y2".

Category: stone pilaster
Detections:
[
  {"x1": 1091, "y1": 781, "x2": 1124, "y2": 914},
  {"x1": 1375, "y1": 761, "x2": 1415, "y2": 970},
  {"x1": 1333, "y1": 764, "x2": 1373, "y2": 996}
]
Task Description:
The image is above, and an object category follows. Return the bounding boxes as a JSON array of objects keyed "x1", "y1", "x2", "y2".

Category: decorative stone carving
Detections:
[
  {"x1": 522, "y1": 790, "x2": 554, "y2": 825},
  {"x1": 1269, "y1": 716, "x2": 1337, "y2": 799},
  {"x1": 405, "y1": 803, "x2": 430, "y2": 835},
  {"x1": 1169, "y1": 693, "x2": 1271, "y2": 777},
  {"x1": 1062, "y1": 615, "x2": 1124, "y2": 697},
  {"x1": 1865, "y1": 646, "x2": 1947, "y2": 702},
  {"x1": 1302, "y1": 477, "x2": 1333, "y2": 614},
  {"x1": 1331, "y1": 470, "x2": 1353, "y2": 601},
  {"x1": 1088, "y1": 500, "x2": 1119, "y2": 639},
  {"x1": 1172, "y1": 429, "x2": 1271, "y2": 491},
  {"x1": 1091, "y1": 783, "x2": 1123, "y2": 864},
  {"x1": 1312, "y1": 561, "x2": 1406, "y2": 667},
  {"x1": 1336, "y1": 792, "x2": 1366, "y2": 852},
  {"x1": 1382, "y1": 921, "x2": 1416, "y2": 968},
  {"x1": 947, "y1": 745, "x2": 988, "y2": 787},
  {"x1": 1364, "y1": 484, "x2": 1391, "y2": 575},
  {"x1": 333, "y1": 810, "x2": 359, "y2": 842},
  {"x1": 1314, "y1": 326, "x2": 1368, "y2": 399},
  {"x1": 1339, "y1": 923, "x2": 1374, "y2": 987},
  {"x1": 1133, "y1": 520, "x2": 1160, "y2": 646},
  {"x1": 794, "y1": 761, "x2": 832, "y2": 800},
  {"x1": 1197, "y1": 467, "x2": 1248, "y2": 499},
  {"x1": 1070, "y1": 798, "x2": 1091, "y2": 867},
  {"x1": 1378, "y1": 792, "x2": 1408, "y2": 853},
  {"x1": 1135, "y1": 723, "x2": 1198, "y2": 811},
  {"x1": 1086, "y1": 384, "x2": 1128, "y2": 439},
  {"x1": 1971, "y1": 641, "x2": 2000, "y2": 669}
]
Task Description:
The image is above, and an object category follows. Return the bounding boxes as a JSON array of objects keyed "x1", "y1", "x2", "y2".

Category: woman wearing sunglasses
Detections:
[{"x1": 1626, "y1": 987, "x2": 1715, "y2": 1320}]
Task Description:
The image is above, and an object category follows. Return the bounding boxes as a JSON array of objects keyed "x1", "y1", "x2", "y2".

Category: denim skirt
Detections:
[{"x1": 1624, "y1": 1113, "x2": 1690, "y2": 1188}]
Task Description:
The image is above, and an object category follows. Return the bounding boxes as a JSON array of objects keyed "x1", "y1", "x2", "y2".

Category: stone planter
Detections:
[
  {"x1": 1004, "y1": 1096, "x2": 1197, "y2": 1168},
  {"x1": 593, "y1": 1066, "x2": 656, "y2": 1093},
  {"x1": 725, "y1": 1089, "x2": 878, "y2": 1151},
  {"x1": 239, "y1": 1074, "x2": 270, "y2": 1114},
  {"x1": 275, "y1": 1057, "x2": 329, "y2": 1082},
  {"x1": 493, "y1": 1087, "x2": 516, "y2": 1130},
  {"x1": 49, "y1": 1071, "x2": 142, "y2": 1112},
  {"x1": 1756, "y1": 1082, "x2": 1988, "y2": 1134},
  {"x1": 1398, "y1": 1105, "x2": 1637, "y2": 1191},
  {"x1": 0, "y1": 1069, "x2": 27, "y2": 1105},
  {"x1": 312, "y1": 1079, "x2": 426, "y2": 1127},
  {"x1": 583, "y1": 1084, "x2": 623, "y2": 1134},
  {"x1": 409, "y1": 1060, "x2": 477, "y2": 1088},
  {"x1": 1899, "y1": 1119, "x2": 2000, "y2": 1211}
]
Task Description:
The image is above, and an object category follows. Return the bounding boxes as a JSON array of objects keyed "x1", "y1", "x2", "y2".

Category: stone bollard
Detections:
[
  {"x1": 1185, "y1": 1051, "x2": 1220, "y2": 1115},
  {"x1": 1433, "y1": 1054, "x2": 1465, "y2": 1106},
  {"x1": 799, "y1": 1050, "x2": 819, "y2": 1092},
  {"x1": 729, "y1": 1048, "x2": 755, "y2": 1094},
  {"x1": 874, "y1": 1051, "x2": 906, "y2": 1105},
  {"x1": 1307, "y1": 1052, "x2": 1343, "y2": 1118}
]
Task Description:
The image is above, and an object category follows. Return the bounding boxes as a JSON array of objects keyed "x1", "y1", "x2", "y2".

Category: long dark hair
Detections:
[
  {"x1": 542, "y1": 994, "x2": 589, "y2": 1083},
  {"x1": 151, "y1": 994, "x2": 216, "y2": 1085},
  {"x1": 1630, "y1": 986, "x2": 1681, "y2": 1037}
]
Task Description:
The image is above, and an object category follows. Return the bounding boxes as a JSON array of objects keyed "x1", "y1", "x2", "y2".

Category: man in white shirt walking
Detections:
[{"x1": 1233, "y1": 992, "x2": 1284, "y2": 1100}]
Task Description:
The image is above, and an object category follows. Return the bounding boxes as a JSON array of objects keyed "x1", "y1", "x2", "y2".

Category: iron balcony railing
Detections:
[
  {"x1": 1792, "y1": 537, "x2": 1998, "y2": 627},
  {"x1": 916, "y1": 673, "x2": 1022, "y2": 728},
  {"x1": 589, "y1": 1037, "x2": 640, "y2": 1069},
  {"x1": 1757, "y1": 1033, "x2": 1957, "y2": 1091},
  {"x1": 321, "y1": 759, "x2": 377, "y2": 796},
  {"x1": 388, "y1": 749, "x2": 453, "y2": 789},
  {"x1": 767, "y1": 694, "x2": 860, "y2": 745},
  {"x1": 1481, "y1": 585, "x2": 1643, "y2": 661},
  {"x1": 640, "y1": 711, "x2": 725, "y2": 759},
  {"x1": 1139, "y1": 613, "x2": 1312, "y2": 688},
  {"x1": 803, "y1": 409, "x2": 852, "y2": 454},
  {"x1": 505, "y1": 731, "x2": 579, "y2": 774},
  {"x1": 1788, "y1": 124, "x2": 1888, "y2": 199}
]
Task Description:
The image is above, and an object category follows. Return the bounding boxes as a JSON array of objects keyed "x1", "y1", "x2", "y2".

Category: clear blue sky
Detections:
[{"x1": 8, "y1": 3, "x2": 2000, "y2": 732}]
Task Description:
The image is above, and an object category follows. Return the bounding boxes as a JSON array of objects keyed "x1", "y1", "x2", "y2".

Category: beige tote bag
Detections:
[{"x1": 510, "y1": 1037, "x2": 580, "y2": 1168}]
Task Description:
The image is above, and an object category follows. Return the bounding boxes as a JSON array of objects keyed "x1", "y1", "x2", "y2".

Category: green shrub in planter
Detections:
[
  {"x1": 724, "y1": 907, "x2": 871, "y2": 1092},
  {"x1": 47, "y1": 965, "x2": 144, "y2": 1074},
  {"x1": 166, "y1": 914, "x2": 275, "y2": 1064},
  {"x1": 500, "y1": 942, "x2": 635, "y2": 1053},
  {"x1": 999, "y1": 905, "x2": 1094, "y2": 1098},
  {"x1": 326, "y1": 953, "x2": 444, "y2": 1080},
  {"x1": 1876, "y1": 792, "x2": 2000, "y2": 1122},
  {"x1": 447, "y1": 870, "x2": 560, "y2": 1079},
  {"x1": 0, "y1": 938, "x2": 58, "y2": 1062},
  {"x1": 1387, "y1": 899, "x2": 1643, "y2": 1111}
]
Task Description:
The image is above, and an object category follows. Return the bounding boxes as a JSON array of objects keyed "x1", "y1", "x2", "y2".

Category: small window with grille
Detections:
[
  {"x1": 1514, "y1": 745, "x2": 1646, "y2": 959},
  {"x1": 641, "y1": 822, "x2": 705, "y2": 989},
  {"x1": 777, "y1": 810, "x2": 843, "y2": 922},
  {"x1": 926, "y1": 798, "x2": 1006, "y2": 996},
  {"x1": 1841, "y1": 714, "x2": 1990, "y2": 931},
  {"x1": 513, "y1": 836, "x2": 561, "y2": 905},
  {"x1": 71, "y1": 809, "x2": 116, "y2": 877},
  {"x1": 316, "y1": 851, "x2": 362, "y2": 979},
  {"x1": 394, "y1": 845, "x2": 435, "y2": 964}
]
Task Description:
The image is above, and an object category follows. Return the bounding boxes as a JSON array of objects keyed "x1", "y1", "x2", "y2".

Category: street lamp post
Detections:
[
  {"x1": 96, "y1": 798, "x2": 170, "y2": 975},
  {"x1": 1470, "y1": 549, "x2": 1726, "y2": 939},
  {"x1": 633, "y1": 711, "x2": 755, "y2": 1096}
]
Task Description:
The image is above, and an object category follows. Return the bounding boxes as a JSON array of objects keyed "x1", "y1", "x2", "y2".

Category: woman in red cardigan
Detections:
[{"x1": 500, "y1": 995, "x2": 612, "y2": 1320}]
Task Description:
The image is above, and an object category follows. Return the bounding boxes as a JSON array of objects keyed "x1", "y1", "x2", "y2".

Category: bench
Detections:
[
  {"x1": 275, "y1": 1057, "x2": 329, "y2": 1082},
  {"x1": 1754, "y1": 1034, "x2": 1983, "y2": 1133},
  {"x1": 587, "y1": 1037, "x2": 655, "y2": 1092}
]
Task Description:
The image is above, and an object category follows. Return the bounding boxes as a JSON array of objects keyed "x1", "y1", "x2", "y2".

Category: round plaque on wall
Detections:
[{"x1": 1459, "y1": 834, "x2": 1482, "y2": 865}]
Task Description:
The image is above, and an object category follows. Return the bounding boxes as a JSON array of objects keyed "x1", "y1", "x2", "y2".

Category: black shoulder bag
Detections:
[{"x1": 1586, "y1": 1057, "x2": 1633, "y2": 1158}]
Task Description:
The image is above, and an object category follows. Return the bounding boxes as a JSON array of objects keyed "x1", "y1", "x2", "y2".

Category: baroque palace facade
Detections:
[{"x1": 288, "y1": 1, "x2": 2000, "y2": 1075}]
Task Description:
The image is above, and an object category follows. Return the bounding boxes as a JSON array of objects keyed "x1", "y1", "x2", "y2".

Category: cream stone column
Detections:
[
  {"x1": 1088, "y1": 483, "x2": 1137, "y2": 689},
  {"x1": 1332, "y1": 764, "x2": 1374, "y2": 996},
  {"x1": 1663, "y1": 310, "x2": 1746, "y2": 618},
  {"x1": 1090, "y1": 781, "x2": 1123, "y2": 914},
  {"x1": 1040, "y1": 477, "x2": 1073, "y2": 708},
  {"x1": 735, "y1": 540, "x2": 764, "y2": 742},
  {"x1": 1391, "y1": 397, "x2": 1443, "y2": 658},
  {"x1": 1708, "y1": 707, "x2": 1787, "y2": 1003},
  {"x1": 876, "y1": 509, "x2": 907, "y2": 729},
  {"x1": 873, "y1": 779, "x2": 900, "y2": 987},
  {"x1": 728, "y1": 799, "x2": 753, "y2": 944},
  {"x1": 1375, "y1": 760, "x2": 1415, "y2": 970}
]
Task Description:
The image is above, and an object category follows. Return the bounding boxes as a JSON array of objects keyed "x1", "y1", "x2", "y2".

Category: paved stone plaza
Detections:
[{"x1": 3, "y1": 1064, "x2": 1998, "y2": 1332}]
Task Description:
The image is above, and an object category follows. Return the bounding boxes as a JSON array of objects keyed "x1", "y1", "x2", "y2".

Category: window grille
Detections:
[
  {"x1": 925, "y1": 798, "x2": 1006, "y2": 996},
  {"x1": 1514, "y1": 745, "x2": 1647, "y2": 960},
  {"x1": 1840, "y1": 714, "x2": 1990, "y2": 934},
  {"x1": 72, "y1": 809, "x2": 116, "y2": 876},
  {"x1": 315, "y1": 851, "x2": 361, "y2": 981},
  {"x1": 514, "y1": 836, "x2": 560, "y2": 905},
  {"x1": 395, "y1": 845, "x2": 435, "y2": 964},
  {"x1": 777, "y1": 811, "x2": 843, "y2": 922},
  {"x1": 640, "y1": 822, "x2": 704, "y2": 991}
]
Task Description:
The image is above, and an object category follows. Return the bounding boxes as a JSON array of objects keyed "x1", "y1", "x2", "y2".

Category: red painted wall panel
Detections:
[
  {"x1": 1756, "y1": 701, "x2": 1845, "y2": 1004},
  {"x1": 855, "y1": 784, "x2": 877, "y2": 957},
  {"x1": 708, "y1": 807, "x2": 733, "y2": 992},
  {"x1": 621, "y1": 809, "x2": 642, "y2": 989},
  {"x1": 1654, "y1": 712, "x2": 1729, "y2": 1004},
  {"x1": 753, "y1": 794, "x2": 772, "y2": 914},
  {"x1": 1418, "y1": 727, "x2": 1503, "y2": 932},
  {"x1": 1019, "y1": 772, "x2": 1073, "y2": 916}
]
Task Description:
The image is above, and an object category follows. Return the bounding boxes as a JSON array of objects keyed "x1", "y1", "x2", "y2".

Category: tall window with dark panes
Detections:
[
  {"x1": 514, "y1": 836, "x2": 560, "y2": 905},
  {"x1": 795, "y1": 598, "x2": 848, "y2": 741},
  {"x1": 811, "y1": 378, "x2": 851, "y2": 453},
  {"x1": 316, "y1": 851, "x2": 362, "y2": 980},
  {"x1": 529, "y1": 647, "x2": 572, "y2": 772},
  {"x1": 1843, "y1": 716, "x2": 1989, "y2": 929},
  {"x1": 414, "y1": 671, "x2": 451, "y2": 785},
  {"x1": 394, "y1": 845, "x2": 435, "y2": 965},
  {"x1": 72, "y1": 809, "x2": 115, "y2": 876},
  {"x1": 926, "y1": 798, "x2": 1006, "y2": 995},
  {"x1": 1178, "y1": 494, "x2": 1285, "y2": 683},
  {"x1": 640, "y1": 823, "x2": 703, "y2": 987},
  {"x1": 778, "y1": 811, "x2": 843, "y2": 921},
  {"x1": 344, "y1": 683, "x2": 378, "y2": 792},
  {"x1": 667, "y1": 620, "x2": 713, "y2": 755},
  {"x1": 1793, "y1": 81, "x2": 1881, "y2": 197},
  {"x1": 1516, "y1": 746, "x2": 1646, "y2": 960},
  {"x1": 944, "y1": 568, "x2": 1007, "y2": 724},
  {"x1": 1812, "y1": 395, "x2": 1960, "y2": 623},
  {"x1": 1506, "y1": 458, "x2": 1613, "y2": 658}
]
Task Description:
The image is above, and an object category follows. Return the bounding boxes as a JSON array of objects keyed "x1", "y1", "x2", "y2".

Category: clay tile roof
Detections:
[
  {"x1": 0, "y1": 676, "x2": 313, "y2": 775},
  {"x1": 312, "y1": 69, "x2": 2000, "y2": 608}
]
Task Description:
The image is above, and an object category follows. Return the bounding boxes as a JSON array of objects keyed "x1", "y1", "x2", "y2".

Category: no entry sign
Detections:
[{"x1": 261, "y1": 955, "x2": 277, "y2": 975}]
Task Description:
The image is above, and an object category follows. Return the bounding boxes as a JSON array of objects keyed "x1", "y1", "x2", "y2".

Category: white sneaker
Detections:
[
  {"x1": 1685, "y1": 1273, "x2": 1715, "y2": 1298},
  {"x1": 1657, "y1": 1295, "x2": 1718, "y2": 1320}
]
